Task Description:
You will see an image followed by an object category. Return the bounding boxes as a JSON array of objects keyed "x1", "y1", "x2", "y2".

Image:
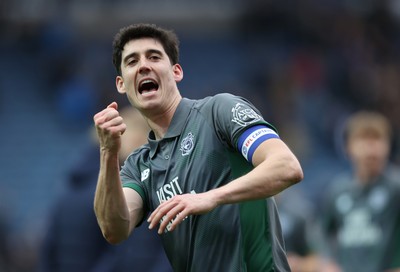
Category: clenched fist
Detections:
[{"x1": 93, "y1": 102, "x2": 127, "y2": 154}]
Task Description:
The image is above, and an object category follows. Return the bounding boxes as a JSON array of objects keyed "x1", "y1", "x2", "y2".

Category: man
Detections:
[
  {"x1": 319, "y1": 111, "x2": 400, "y2": 272},
  {"x1": 93, "y1": 23, "x2": 303, "y2": 271}
]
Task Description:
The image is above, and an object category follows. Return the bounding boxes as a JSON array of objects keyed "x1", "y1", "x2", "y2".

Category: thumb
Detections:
[{"x1": 107, "y1": 102, "x2": 118, "y2": 110}]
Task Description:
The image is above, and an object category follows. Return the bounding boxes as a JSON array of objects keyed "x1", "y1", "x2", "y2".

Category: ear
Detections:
[
  {"x1": 173, "y1": 64, "x2": 184, "y2": 83},
  {"x1": 116, "y1": 76, "x2": 126, "y2": 94}
]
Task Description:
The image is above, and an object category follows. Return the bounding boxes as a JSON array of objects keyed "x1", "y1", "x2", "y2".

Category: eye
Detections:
[
  {"x1": 127, "y1": 58, "x2": 138, "y2": 66},
  {"x1": 149, "y1": 55, "x2": 161, "y2": 61}
]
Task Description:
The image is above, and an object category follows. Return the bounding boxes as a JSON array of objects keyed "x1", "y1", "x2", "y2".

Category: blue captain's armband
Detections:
[{"x1": 237, "y1": 125, "x2": 280, "y2": 162}]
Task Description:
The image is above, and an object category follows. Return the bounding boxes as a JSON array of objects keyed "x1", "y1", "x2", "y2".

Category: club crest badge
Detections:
[
  {"x1": 180, "y1": 132, "x2": 194, "y2": 156},
  {"x1": 231, "y1": 103, "x2": 261, "y2": 126}
]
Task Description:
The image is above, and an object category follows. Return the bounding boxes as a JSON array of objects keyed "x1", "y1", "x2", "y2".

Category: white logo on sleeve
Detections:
[
  {"x1": 141, "y1": 168, "x2": 150, "y2": 182},
  {"x1": 231, "y1": 103, "x2": 261, "y2": 126}
]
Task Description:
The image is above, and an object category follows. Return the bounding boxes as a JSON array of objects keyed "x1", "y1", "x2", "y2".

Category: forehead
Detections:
[{"x1": 122, "y1": 38, "x2": 165, "y2": 57}]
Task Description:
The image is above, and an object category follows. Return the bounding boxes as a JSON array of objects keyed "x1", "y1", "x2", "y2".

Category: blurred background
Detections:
[{"x1": 0, "y1": 0, "x2": 400, "y2": 271}]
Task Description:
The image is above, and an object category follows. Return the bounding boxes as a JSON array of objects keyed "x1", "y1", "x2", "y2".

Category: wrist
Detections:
[
  {"x1": 100, "y1": 146, "x2": 119, "y2": 156},
  {"x1": 209, "y1": 187, "x2": 229, "y2": 206},
  {"x1": 100, "y1": 148, "x2": 120, "y2": 163}
]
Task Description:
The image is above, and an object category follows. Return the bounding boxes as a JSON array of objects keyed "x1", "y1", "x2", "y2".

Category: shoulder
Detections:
[
  {"x1": 193, "y1": 93, "x2": 262, "y2": 123},
  {"x1": 126, "y1": 144, "x2": 150, "y2": 162},
  {"x1": 385, "y1": 165, "x2": 400, "y2": 184},
  {"x1": 193, "y1": 93, "x2": 244, "y2": 108},
  {"x1": 382, "y1": 169, "x2": 400, "y2": 195},
  {"x1": 324, "y1": 172, "x2": 355, "y2": 200},
  {"x1": 122, "y1": 144, "x2": 150, "y2": 173},
  {"x1": 211, "y1": 92, "x2": 239, "y2": 101}
]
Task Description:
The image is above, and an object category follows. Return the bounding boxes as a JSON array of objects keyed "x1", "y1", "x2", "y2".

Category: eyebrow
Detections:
[{"x1": 122, "y1": 49, "x2": 164, "y2": 65}]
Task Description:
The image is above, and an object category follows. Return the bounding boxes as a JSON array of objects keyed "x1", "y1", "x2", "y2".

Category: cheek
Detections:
[
  {"x1": 124, "y1": 78, "x2": 136, "y2": 91},
  {"x1": 375, "y1": 144, "x2": 390, "y2": 160},
  {"x1": 348, "y1": 148, "x2": 370, "y2": 165},
  {"x1": 163, "y1": 71, "x2": 175, "y2": 84},
  {"x1": 350, "y1": 142, "x2": 389, "y2": 162},
  {"x1": 348, "y1": 142, "x2": 366, "y2": 158}
]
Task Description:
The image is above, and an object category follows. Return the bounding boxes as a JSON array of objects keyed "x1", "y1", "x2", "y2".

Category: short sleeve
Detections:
[
  {"x1": 206, "y1": 93, "x2": 279, "y2": 154},
  {"x1": 120, "y1": 155, "x2": 149, "y2": 215}
]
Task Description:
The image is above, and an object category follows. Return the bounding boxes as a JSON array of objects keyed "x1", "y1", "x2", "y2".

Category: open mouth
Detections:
[{"x1": 139, "y1": 79, "x2": 159, "y2": 94}]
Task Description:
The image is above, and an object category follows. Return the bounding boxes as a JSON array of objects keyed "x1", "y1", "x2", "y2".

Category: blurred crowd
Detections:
[{"x1": 1, "y1": 0, "x2": 400, "y2": 271}]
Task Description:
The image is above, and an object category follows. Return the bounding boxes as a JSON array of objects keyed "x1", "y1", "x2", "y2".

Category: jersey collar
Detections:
[{"x1": 148, "y1": 98, "x2": 195, "y2": 158}]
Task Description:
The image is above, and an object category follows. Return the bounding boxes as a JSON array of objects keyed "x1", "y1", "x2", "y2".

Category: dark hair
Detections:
[{"x1": 112, "y1": 23, "x2": 180, "y2": 75}]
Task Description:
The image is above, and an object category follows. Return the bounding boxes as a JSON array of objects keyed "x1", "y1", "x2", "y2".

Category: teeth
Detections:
[
  {"x1": 141, "y1": 79, "x2": 155, "y2": 86},
  {"x1": 139, "y1": 79, "x2": 158, "y2": 94}
]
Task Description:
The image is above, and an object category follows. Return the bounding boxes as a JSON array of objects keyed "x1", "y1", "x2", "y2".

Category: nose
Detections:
[{"x1": 138, "y1": 58, "x2": 151, "y2": 73}]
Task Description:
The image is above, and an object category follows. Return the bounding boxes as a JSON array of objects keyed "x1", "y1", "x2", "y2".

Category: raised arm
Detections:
[{"x1": 93, "y1": 102, "x2": 144, "y2": 244}]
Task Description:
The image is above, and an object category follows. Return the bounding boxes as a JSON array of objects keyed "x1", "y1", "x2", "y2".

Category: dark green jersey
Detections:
[
  {"x1": 121, "y1": 93, "x2": 290, "y2": 272},
  {"x1": 321, "y1": 170, "x2": 400, "y2": 272}
]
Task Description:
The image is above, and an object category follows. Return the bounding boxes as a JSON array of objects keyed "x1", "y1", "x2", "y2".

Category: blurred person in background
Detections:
[
  {"x1": 318, "y1": 111, "x2": 400, "y2": 272},
  {"x1": 39, "y1": 106, "x2": 172, "y2": 272}
]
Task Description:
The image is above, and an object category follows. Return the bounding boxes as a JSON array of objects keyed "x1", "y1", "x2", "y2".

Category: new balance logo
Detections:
[{"x1": 141, "y1": 168, "x2": 150, "y2": 182}]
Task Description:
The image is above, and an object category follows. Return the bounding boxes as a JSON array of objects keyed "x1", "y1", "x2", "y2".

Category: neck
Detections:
[
  {"x1": 144, "y1": 95, "x2": 182, "y2": 140},
  {"x1": 355, "y1": 167, "x2": 383, "y2": 185}
]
